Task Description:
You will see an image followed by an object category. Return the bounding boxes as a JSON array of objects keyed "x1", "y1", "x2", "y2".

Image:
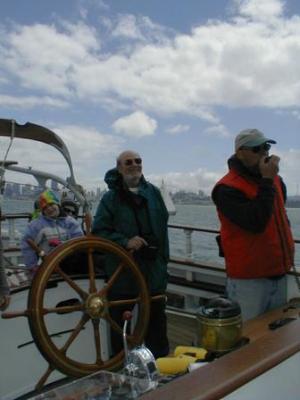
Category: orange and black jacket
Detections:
[{"x1": 212, "y1": 156, "x2": 294, "y2": 279}]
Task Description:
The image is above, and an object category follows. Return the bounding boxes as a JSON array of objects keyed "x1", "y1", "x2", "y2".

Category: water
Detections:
[
  {"x1": 169, "y1": 204, "x2": 300, "y2": 266},
  {"x1": 168, "y1": 205, "x2": 223, "y2": 265},
  {"x1": 2, "y1": 200, "x2": 300, "y2": 265},
  {"x1": 1, "y1": 199, "x2": 34, "y2": 237}
]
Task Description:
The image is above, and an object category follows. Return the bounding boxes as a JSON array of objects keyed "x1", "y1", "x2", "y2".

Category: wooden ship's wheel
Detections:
[{"x1": 3, "y1": 230, "x2": 152, "y2": 390}]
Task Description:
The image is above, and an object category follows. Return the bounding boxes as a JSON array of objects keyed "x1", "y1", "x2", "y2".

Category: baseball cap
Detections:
[{"x1": 235, "y1": 129, "x2": 276, "y2": 151}]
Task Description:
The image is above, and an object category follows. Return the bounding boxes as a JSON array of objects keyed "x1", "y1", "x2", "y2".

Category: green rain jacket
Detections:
[{"x1": 92, "y1": 168, "x2": 169, "y2": 295}]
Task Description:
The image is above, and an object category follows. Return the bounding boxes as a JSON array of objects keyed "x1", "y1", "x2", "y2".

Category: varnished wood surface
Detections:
[
  {"x1": 242, "y1": 302, "x2": 299, "y2": 340},
  {"x1": 142, "y1": 305, "x2": 300, "y2": 400}
]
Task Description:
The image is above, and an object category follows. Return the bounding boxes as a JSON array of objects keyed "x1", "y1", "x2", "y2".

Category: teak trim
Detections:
[{"x1": 141, "y1": 317, "x2": 300, "y2": 400}]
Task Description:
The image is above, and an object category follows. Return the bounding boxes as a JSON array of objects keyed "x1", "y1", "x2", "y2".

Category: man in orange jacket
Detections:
[{"x1": 212, "y1": 129, "x2": 294, "y2": 321}]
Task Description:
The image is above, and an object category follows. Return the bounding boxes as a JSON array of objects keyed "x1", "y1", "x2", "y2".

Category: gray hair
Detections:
[{"x1": 116, "y1": 150, "x2": 140, "y2": 166}]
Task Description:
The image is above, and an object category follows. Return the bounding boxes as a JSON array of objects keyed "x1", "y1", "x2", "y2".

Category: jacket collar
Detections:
[
  {"x1": 228, "y1": 155, "x2": 262, "y2": 182},
  {"x1": 104, "y1": 167, "x2": 148, "y2": 193}
]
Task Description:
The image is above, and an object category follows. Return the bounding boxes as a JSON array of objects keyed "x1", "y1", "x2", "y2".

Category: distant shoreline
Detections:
[
  {"x1": 4, "y1": 196, "x2": 300, "y2": 208},
  {"x1": 173, "y1": 201, "x2": 213, "y2": 206},
  {"x1": 174, "y1": 200, "x2": 300, "y2": 208}
]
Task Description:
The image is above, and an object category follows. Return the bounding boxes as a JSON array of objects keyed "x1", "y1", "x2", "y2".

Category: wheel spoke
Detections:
[
  {"x1": 92, "y1": 319, "x2": 103, "y2": 365},
  {"x1": 1, "y1": 310, "x2": 30, "y2": 319},
  {"x1": 84, "y1": 213, "x2": 93, "y2": 235},
  {"x1": 42, "y1": 304, "x2": 84, "y2": 315},
  {"x1": 61, "y1": 313, "x2": 90, "y2": 354},
  {"x1": 88, "y1": 248, "x2": 97, "y2": 293},
  {"x1": 108, "y1": 297, "x2": 140, "y2": 308},
  {"x1": 106, "y1": 314, "x2": 123, "y2": 335},
  {"x1": 151, "y1": 294, "x2": 166, "y2": 302},
  {"x1": 35, "y1": 365, "x2": 55, "y2": 391},
  {"x1": 55, "y1": 265, "x2": 88, "y2": 299},
  {"x1": 98, "y1": 262, "x2": 124, "y2": 295}
]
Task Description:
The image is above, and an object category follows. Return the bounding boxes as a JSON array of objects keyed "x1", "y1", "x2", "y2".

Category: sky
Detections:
[{"x1": 0, "y1": 0, "x2": 300, "y2": 195}]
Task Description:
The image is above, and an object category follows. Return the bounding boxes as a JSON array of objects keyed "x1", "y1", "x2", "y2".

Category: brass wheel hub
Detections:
[{"x1": 85, "y1": 293, "x2": 107, "y2": 319}]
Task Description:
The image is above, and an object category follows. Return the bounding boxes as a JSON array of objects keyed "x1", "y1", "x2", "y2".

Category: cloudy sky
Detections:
[{"x1": 0, "y1": 0, "x2": 300, "y2": 195}]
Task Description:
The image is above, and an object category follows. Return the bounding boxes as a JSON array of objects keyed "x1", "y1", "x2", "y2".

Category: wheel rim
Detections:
[{"x1": 27, "y1": 236, "x2": 150, "y2": 377}]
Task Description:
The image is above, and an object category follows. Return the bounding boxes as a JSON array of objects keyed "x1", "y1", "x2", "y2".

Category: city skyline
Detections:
[{"x1": 4, "y1": 180, "x2": 300, "y2": 204}]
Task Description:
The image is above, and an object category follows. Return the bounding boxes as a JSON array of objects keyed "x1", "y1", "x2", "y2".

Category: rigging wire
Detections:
[
  {"x1": 0, "y1": 122, "x2": 14, "y2": 300},
  {"x1": 0, "y1": 119, "x2": 16, "y2": 195},
  {"x1": 2, "y1": 119, "x2": 15, "y2": 166}
]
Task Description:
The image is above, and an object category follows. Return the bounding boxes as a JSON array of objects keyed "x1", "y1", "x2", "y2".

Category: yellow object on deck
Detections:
[
  {"x1": 174, "y1": 346, "x2": 207, "y2": 360},
  {"x1": 156, "y1": 354, "x2": 197, "y2": 375}
]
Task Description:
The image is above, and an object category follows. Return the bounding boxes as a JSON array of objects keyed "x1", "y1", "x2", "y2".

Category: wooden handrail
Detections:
[{"x1": 141, "y1": 311, "x2": 300, "y2": 400}]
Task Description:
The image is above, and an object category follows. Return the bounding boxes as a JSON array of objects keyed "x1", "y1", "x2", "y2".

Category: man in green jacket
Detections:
[{"x1": 92, "y1": 150, "x2": 169, "y2": 358}]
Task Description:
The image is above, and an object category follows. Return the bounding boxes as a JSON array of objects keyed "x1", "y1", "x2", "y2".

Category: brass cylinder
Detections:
[{"x1": 196, "y1": 314, "x2": 242, "y2": 352}]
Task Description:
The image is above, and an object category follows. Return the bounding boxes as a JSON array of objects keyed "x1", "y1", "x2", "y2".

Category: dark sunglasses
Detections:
[
  {"x1": 64, "y1": 207, "x2": 76, "y2": 215},
  {"x1": 242, "y1": 143, "x2": 271, "y2": 153},
  {"x1": 124, "y1": 158, "x2": 142, "y2": 166}
]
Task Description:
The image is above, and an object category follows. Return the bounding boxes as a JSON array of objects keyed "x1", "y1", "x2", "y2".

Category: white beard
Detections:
[{"x1": 123, "y1": 174, "x2": 141, "y2": 188}]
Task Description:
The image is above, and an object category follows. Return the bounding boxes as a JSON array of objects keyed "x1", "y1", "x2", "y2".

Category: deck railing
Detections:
[
  {"x1": 1, "y1": 213, "x2": 31, "y2": 245},
  {"x1": 168, "y1": 223, "x2": 219, "y2": 259},
  {"x1": 2, "y1": 215, "x2": 300, "y2": 304},
  {"x1": 167, "y1": 223, "x2": 300, "y2": 281},
  {"x1": 168, "y1": 222, "x2": 300, "y2": 257},
  {"x1": 2, "y1": 214, "x2": 300, "y2": 276}
]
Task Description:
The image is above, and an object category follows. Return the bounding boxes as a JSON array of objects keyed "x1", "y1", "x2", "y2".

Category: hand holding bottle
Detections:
[{"x1": 259, "y1": 155, "x2": 280, "y2": 179}]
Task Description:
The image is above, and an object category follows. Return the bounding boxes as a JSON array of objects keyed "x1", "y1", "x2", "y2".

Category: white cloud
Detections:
[
  {"x1": 1, "y1": 22, "x2": 99, "y2": 96},
  {"x1": 166, "y1": 124, "x2": 190, "y2": 135},
  {"x1": 278, "y1": 148, "x2": 300, "y2": 195},
  {"x1": 148, "y1": 145, "x2": 300, "y2": 195},
  {"x1": 112, "y1": 111, "x2": 157, "y2": 137},
  {"x1": 1, "y1": 0, "x2": 300, "y2": 130},
  {"x1": 0, "y1": 94, "x2": 69, "y2": 108},
  {"x1": 53, "y1": 124, "x2": 124, "y2": 184},
  {"x1": 0, "y1": 124, "x2": 124, "y2": 189},
  {"x1": 148, "y1": 168, "x2": 224, "y2": 195},
  {"x1": 204, "y1": 124, "x2": 231, "y2": 137},
  {"x1": 79, "y1": 0, "x2": 109, "y2": 19},
  {"x1": 111, "y1": 14, "x2": 144, "y2": 40},
  {"x1": 234, "y1": 0, "x2": 284, "y2": 21},
  {"x1": 54, "y1": 124, "x2": 123, "y2": 158},
  {"x1": 110, "y1": 14, "x2": 173, "y2": 44},
  {"x1": 1, "y1": 0, "x2": 299, "y2": 195}
]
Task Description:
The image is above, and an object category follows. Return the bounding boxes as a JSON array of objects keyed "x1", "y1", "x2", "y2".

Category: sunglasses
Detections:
[
  {"x1": 64, "y1": 207, "x2": 76, "y2": 215},
  {"x1": 242, "y1": 143, "x2": 271, "y2": 153},
  {"x1": 124, "y1": 158, "x2": 142, "y2": 166}
]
